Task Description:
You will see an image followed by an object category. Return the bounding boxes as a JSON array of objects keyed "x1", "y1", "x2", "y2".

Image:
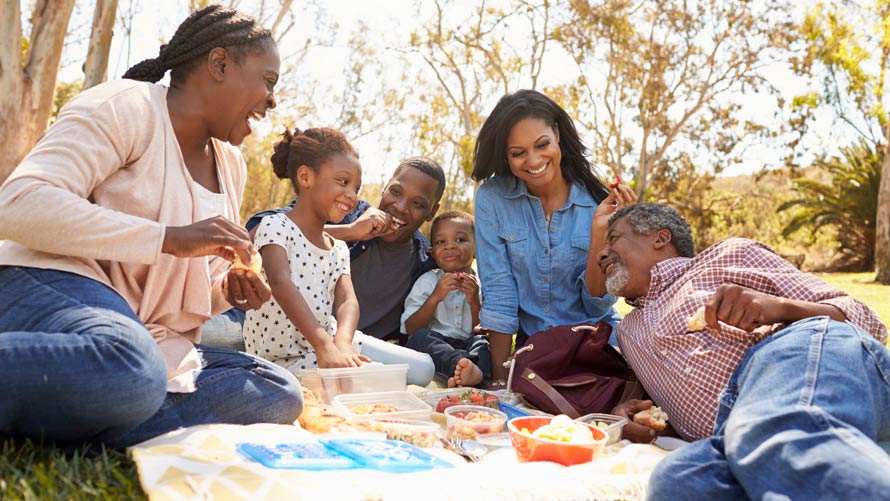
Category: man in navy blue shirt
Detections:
[{"x1": 241, "y1": 157, "x2": 446, "y2": 343}]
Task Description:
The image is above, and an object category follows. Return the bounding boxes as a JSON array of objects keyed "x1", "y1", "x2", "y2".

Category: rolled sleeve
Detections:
[
  {"x1": 578, "y1": 271, "x2": 620, "y2": 325},
  {"x1": 480, "y1": 307, "x2": 519, "y2": 335},
  {"x1": 820, "y1": 296, "x2": 888, "y2": 343},
  {"x1": 400, "y1": 271, "x2": 437, "y2": 334}
]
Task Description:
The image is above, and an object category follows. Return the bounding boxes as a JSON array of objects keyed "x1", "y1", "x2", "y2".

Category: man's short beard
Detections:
[{"x1": 605, "y1": 262, "x2": 630, "y2": 297}]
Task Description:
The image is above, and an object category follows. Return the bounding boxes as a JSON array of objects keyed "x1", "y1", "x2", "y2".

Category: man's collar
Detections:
[{"x1": 629, "y1": 256, "x2": 693, "y2": 308}]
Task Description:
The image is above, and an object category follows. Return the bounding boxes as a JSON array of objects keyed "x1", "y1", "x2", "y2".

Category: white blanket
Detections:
[{"x1": 130, "y1": 423, "x2": 676, "y2": 500}]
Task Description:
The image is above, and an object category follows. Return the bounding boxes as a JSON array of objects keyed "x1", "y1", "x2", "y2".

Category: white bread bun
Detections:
[{"x1": 633, "y1": 406, "x2": 669, "y2": 431}]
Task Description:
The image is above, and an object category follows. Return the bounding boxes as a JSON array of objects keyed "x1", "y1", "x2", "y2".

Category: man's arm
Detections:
[{"x1": 705, "y1": 284, "x2": 846, "y2": 333}]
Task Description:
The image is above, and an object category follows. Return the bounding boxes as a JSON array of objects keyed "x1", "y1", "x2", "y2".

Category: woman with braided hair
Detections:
[{"x1": 0, "y1": 5, "x2": 301, "y2": 448}]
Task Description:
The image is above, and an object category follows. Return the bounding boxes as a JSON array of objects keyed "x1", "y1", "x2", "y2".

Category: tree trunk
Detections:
[
  {"x1": 83, "y1": 0, "x2": 119, "y2": 90},
  {"x1": 0, "y1": 0, "x2": 76, "y2": 184},
  {"x1": 874, "y1": 129, "x2": 890, "y2": 283}
]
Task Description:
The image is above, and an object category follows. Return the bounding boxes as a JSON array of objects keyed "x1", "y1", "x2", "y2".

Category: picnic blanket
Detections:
[{"x1": 130, "y1": 423, "x2": 674, "y2": 500}]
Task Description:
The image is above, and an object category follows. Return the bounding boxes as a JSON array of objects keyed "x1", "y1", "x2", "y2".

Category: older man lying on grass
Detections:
[{"x1": 602, "y1": 203, "x2": 890, "y2": 500}]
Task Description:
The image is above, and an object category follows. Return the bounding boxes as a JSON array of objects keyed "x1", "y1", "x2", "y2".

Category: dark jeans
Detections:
[
  {"x1": 0, "y1": 266, "x2": 302, "y2": 449},
  {"x1": 406, "y1": 328, "x2": 491, "y2": 386}
]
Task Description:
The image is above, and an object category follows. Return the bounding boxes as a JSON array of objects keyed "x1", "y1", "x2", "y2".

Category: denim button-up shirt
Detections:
[{"x1": 474, "y1": 176, "x2": 620, "y2": 336}]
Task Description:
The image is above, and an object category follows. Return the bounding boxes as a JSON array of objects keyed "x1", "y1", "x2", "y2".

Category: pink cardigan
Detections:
[{"x1": 0, "y1": 80, "x2": 246, "y2": 392}]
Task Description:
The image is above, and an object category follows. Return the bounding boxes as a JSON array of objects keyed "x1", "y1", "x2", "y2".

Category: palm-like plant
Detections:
[{"x1": 778, "y1": 139, "x2": 881, "y2": 271}]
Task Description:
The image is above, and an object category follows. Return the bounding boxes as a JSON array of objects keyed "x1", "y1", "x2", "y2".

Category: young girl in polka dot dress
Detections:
[{"x1": 243, "y1": 127, "x2": 370, "y2": 372}]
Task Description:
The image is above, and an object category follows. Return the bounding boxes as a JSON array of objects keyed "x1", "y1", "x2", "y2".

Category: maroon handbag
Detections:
[{"x1": 510, "y1": 322, "x2": 642, "y2": 418}]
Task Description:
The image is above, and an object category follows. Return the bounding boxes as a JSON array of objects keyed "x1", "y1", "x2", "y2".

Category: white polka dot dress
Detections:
[{"x1": 243, "y1": 213, "x2": 351, "y2": 373}]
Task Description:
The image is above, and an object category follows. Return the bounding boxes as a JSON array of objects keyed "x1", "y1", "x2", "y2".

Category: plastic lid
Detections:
[
  {"x1": 300, "y1": 363, "x2": 409, "y2": 377},
  {"x1": 321, "y1": 438, "x2": 453, "y2": 473},
  {"x1": 237, "y1": 442, "x2": 358, "y2": 470}
]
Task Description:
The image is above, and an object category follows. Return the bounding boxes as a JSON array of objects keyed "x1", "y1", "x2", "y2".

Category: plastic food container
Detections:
[
  {"x1": 475, "y1": 432, "x2": 513, "y2": 449},
  {"x1": 419, "y1": 388, "x2": 501, "y2": 413},
  {"x1": 333, "y1": 391, "x2": 433, "y2": 422},
  {"x1": 298, "y1": 364, "x2": 408, "y2": 404},
  {"x1": 577, "y1": 413, "x2": 628, "y2": 445},
  {"x1": 507, "y1": 416, "x2": 607, "y2": 466},
  {"x1": 444, "y1": 405, "x2": 508, "y2": 440},
  {"x1": 366, "y1": 418, "x2": 441, "y2": 448}
]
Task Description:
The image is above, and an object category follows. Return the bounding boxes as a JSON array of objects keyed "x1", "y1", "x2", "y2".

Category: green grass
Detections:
[
  {"x1": 1, "y1": 272, "x2": 887, "y2": 500},
  {"x1": 814, "y1": 272, "x2": 890, "y2": 328},
  {"x1": 0, "y1": 439, "x2": 144, "y2": 501}
]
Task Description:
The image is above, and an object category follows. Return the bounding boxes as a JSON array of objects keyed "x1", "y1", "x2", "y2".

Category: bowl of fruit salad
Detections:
[
  {"x1": 445, "y1": 405, "x2": 507, "y2": 440},
  {"x1": 429, "y1": 389, "x2": 500, "y2": 413},
  {"x1": 508, "y1": 415, "x2": 607, "y2": 466}
]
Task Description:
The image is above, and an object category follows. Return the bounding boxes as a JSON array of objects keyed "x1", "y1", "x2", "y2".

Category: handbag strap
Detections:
[
  {"x1": 520, "y1": 367, "x2": 580, "y2": 418},
  {"x1": 617, "y1": 371, "x2": 645, "y2": 404}
]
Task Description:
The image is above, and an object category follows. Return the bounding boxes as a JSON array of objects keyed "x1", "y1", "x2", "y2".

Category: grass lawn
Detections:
[{"x1": 2, "y1": 272, "x2": 888, "y2": 500}]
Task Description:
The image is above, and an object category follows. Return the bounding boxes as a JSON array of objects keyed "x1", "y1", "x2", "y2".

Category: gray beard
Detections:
[{"x1": 604, "y1": 262, "x2": 630, "y2": 297}]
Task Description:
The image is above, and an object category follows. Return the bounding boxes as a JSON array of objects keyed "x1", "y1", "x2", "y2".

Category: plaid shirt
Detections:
[{"x1": 617, "y1": 238, "x2": 887, "y2": 440}]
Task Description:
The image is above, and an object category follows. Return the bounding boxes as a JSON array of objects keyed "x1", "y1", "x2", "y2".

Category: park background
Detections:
[{"x1": 2, "y1": 0, "x2": 890, "y2": 498}]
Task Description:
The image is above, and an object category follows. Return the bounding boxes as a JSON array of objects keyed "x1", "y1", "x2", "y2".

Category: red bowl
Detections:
[{"x1": 507, "y1": 416, "x2": 608, "y2": 466}]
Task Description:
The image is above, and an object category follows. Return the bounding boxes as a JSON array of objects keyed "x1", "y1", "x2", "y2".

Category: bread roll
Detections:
[
  {"x1": 687, "y1": 306, "x2": 707, "y2": 331},
  {"x1": 633, "y1": 406, "x2": 668, "y2": 431}
]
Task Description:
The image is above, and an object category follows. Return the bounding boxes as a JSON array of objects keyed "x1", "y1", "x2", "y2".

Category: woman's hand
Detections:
[
  {"x1": 223, "y1": 268, "x2": 272, "y2": 310},
  {"x1": 163, "y1": 216, "x2": 254, "y2": 263},
  {"x1": 591, "y1": 181, "x2": 637, "y2": 235}
]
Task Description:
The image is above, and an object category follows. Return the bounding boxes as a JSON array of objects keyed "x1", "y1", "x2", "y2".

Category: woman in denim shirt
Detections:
[{"x1": 471, "y1": 90, "x2": 636, "y2": 381}]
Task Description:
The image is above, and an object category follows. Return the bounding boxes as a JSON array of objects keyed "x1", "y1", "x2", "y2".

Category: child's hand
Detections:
[
  {"x1": 454, "y1": 272, "x2": 481, "y2": 307},
  {"x1": 334, "y1": 336, "x2": 371, "y2": 366},
  {"x1": 351, "y1": 208, "x2": 397, "y2": 240},
  {"x1": 432, "y1": 272, "x2": 462, "y2": 302},
  {"x1": 316, "y1": 342, "x2": 357, "y2": 368}
]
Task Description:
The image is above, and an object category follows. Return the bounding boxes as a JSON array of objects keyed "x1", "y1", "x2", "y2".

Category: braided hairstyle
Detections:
[
  {"x1": 270, "y1": 127, "x2": 359, "y2": 194},
  {"x1": 123, "y1": 5, "x2": 273, "y2": 83}
]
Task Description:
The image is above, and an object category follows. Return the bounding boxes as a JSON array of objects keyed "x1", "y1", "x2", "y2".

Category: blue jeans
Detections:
[
  {"x1": 355, "y1": 332, "x2": 435, "y2": 386},
  {"x1": 406, "y1": 329, "x2": 491, "y2": 386},
  {"x1": 0, "y1": 267, "x2": 302, "y2": 449},
  {"x1": 648, "y1": 317, "x2": 890, "y2": 500}
]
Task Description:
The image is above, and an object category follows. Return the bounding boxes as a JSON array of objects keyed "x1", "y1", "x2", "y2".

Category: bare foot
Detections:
[{"x1": 451, "y1": 358, "x2": 483, "y2": 387}]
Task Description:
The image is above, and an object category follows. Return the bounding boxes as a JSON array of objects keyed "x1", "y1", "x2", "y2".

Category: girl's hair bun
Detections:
[{"x1": 270, "y1": 127, "x2": 302, "y2": 179}]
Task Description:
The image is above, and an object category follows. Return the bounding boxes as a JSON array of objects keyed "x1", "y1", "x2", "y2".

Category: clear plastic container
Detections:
[
  {"x1": 333, "y1": 391, "x2": 433, "y2": 421},
  {"x1": 419, "y1": 388, "x2": 501, "y2": 413},
  {"x1": 444, "y1": 405, "x2": 508, "y2": 440},
  {"x1": 366, "y1": 418, "x2": 441, "y2": 448},
  {"x1": 577, "y1": 413, "x2": 628, "y2": 444},
  {"x1": 298, "y1": 364, "x2": 408, "y2": 404}
]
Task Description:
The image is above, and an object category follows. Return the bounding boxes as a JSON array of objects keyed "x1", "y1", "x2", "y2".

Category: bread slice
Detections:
[{"x1": 633, "y1": 406, "x2": 669, "y2": 431}]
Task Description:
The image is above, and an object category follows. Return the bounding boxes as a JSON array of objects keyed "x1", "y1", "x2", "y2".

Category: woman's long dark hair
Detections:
[
  {"x1": 122, "y1": 4, "x2": 273, "y2": 84},
  {"x1": 471, "y1": 89, "x2": 609, "y2": 202}
]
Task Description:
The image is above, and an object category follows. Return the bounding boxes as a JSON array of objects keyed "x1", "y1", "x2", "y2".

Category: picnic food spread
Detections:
[
  {"x1": 446, "y1": 405, "x2": 508, "y2": 440},
  {"x1": 528, "y1": 415, "x2": 596, "y2": 443},
  {"x1": 633, "y1": 406, "x2": 669, "y2": 431},
  {"x1": 350, "y1": 403, "x2": 402, "y2": 415},
  {"x1": 434, "y1": 389, "x2": 500, "y2": 412}
]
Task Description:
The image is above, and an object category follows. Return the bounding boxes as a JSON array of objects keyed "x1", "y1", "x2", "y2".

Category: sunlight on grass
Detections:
[{"x1": 0, "y1": 439, "x2": 145, "y2": 501}]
